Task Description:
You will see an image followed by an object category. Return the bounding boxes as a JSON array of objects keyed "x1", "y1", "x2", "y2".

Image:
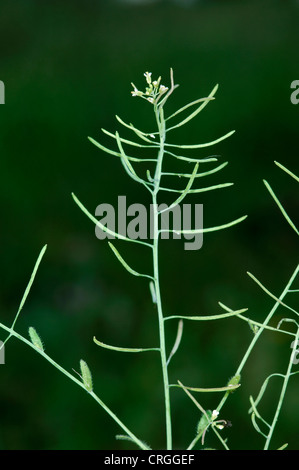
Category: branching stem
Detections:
[{"x1": 0, "y1": 319, "x2": 149, "y2": 450}]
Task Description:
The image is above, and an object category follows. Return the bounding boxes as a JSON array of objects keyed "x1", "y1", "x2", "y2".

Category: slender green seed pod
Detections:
[
  {"x1": 28, "y1": 327, "x2": 44, "y2": 351},
  {"x1": 80, "y1": 359, "x2": 93, "y2": 392}
]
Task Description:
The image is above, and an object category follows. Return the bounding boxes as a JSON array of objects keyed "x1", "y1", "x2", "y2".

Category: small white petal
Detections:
[
  {"x1": 144, "y1": 72, "x2": 152, "y2": 85},
  {"x1": 159, "y1": 85, "x2": 168, "y2": 92}
]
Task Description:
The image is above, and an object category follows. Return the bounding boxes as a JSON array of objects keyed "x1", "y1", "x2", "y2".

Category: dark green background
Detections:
[{"x1": 0, "y1": 0, "x2": 298, "y2": 450}]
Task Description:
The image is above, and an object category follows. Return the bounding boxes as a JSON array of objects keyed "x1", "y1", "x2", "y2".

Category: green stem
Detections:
[
  {"x1": 152, "y1": 196, "x2": 172, "y2": 450},
  {"x1": 153, "y1": 106, "x2": 165, "y2": 191},
  {"x1": 152, "y1": 104, "x2": 172, "y2": 450}
]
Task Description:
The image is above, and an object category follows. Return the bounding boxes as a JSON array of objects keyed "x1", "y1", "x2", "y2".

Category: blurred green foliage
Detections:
[{"x1": 0, "y1": 0, "x2": 298, "y2": 450}]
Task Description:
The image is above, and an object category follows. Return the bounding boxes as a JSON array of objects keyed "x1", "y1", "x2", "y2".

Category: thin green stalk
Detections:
[
  {"x1": 11, "y1": 245, "x2": 47, "y2": 330},
  {"x1": 211, "y1": 425, "x2": 230, "y2": 450},
  {"x1": 153, "y1": 106, "x2": 166, "y2": 192},
  {"x1": 151, "y1": 103, "x2": 172, "y2": 450},
  {"x1": 152, "y1": 202, "x2": 172, "y2": 450}
]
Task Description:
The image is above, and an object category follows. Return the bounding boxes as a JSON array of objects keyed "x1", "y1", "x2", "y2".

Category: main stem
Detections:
[{"x1": 152, "y1": 105, "x2": 172, "y2": 450}]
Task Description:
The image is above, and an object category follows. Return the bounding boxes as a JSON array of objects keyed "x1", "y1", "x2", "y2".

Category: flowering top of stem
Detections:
[{"x1": 131, "y1": 71, "x2": 169, "y2": 105}]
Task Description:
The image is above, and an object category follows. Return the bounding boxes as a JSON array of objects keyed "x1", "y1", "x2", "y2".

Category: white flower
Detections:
[
  {"x1": 131, "y1": 82, "x2": 142, "y2": 97},
  {"x1": 144, "y1": 72, "x2": 152, "y2": 85},
  {"x1": 212, "y1": 410, "x2": 219, "y2": 420},
  {"x1": 215, "y1": 423, "x2": 224, "y2": 430},
  {"x1": 130, "y1": 72, "x2": 169, "y2": 106},
  {"x1": 159, "y1": 85, "x2": 168, "y2": 93}
]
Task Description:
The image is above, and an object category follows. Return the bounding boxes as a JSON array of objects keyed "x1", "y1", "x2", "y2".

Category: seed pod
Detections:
[
  {"x1": 28, "y1": 327, "x2": 44, "y2": 351},
  {"x1": 80, "y1": 359, "x2": 93, "y2": 392}
]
